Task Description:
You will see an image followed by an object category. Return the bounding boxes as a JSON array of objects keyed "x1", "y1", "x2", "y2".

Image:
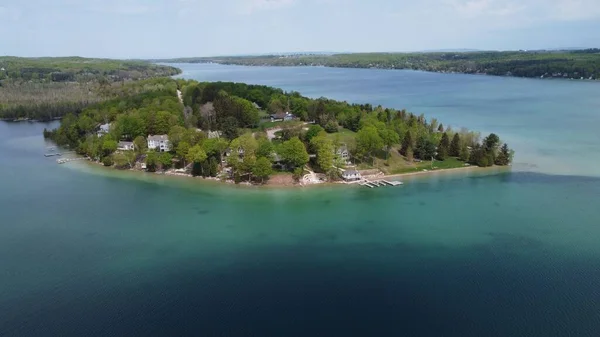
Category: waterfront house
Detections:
[
  {"x1": 117, "y1": 141, "x2": 135, "y2": 151},
  {"x1": 97, "y1": 123, "x2": 111, "y2": 137},
  {"x1": 147, "y1": 135, "x2": 170, "y2": 152},
  {"x1": 342, "y1": 169, "x2": 361, "y2": 181}
]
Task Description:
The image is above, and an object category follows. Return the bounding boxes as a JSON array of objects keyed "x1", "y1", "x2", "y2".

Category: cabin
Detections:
[
  {"x1": 342, "y1": 169, "x2": 361, "y2": 181},
  {"x1": 270, "y1": 112, "x2": 295, "y2": 122},
  {"x1": 147, "y1": 135, "x2": 170, "y2": 152},
  {"x1": 117, "y1": 141, "x2": 135, "y2": 151}
]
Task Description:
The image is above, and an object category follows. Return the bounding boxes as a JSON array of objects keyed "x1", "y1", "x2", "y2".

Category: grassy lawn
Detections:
[
  {"x1": 354, "y1": 147, "x2": 467, "y2": 175},
  {"x1": 326, "y1": 127, "x2": 356, "y2": 145},
  {"x1": 257, "y1": 120, "x2": 304, "y2": 130}
]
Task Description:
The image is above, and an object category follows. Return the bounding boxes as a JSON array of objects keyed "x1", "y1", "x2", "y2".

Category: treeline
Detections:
[
  {"x1": 0, "y1": 57, "x2": 182, "y2": 121},
  {"x1": 0, "y1": 56, "x2": 180, "y2": 82},
  {"x1": 171, "y1": 49, "x2": 600, "y2": 80}
]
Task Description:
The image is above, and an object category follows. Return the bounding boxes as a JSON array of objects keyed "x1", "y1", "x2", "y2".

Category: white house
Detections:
[
  {"x1": 97, "y1": 123, "x2": 110, "y2": 137},
  {"x1": 147, "y1": 135, "x2": 170, "y2": 152},
  {"x1": 342, "y1": 169, "x2": 361, "y2": 181},
  {"x1": 117, "y1": 141, "x2": 135, "y2": 151}
]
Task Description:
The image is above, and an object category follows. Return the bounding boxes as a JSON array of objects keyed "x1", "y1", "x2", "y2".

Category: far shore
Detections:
[{"x1": 71, "y1": 156, "x2": 508, "y2": 190}]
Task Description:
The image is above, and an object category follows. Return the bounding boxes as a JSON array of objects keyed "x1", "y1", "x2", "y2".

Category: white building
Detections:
[
  {"x1": 147, "y1": 135, "x2": 170, "y2": 152},
  {"x1": 97, "y1": 123, "x2": 110, "y2": 137},
  {"x1": 342, "y1": 169, "x2": 361, "y2": 181},
  {"x1": 117, "y1": 141, "x2": 135, "y2": 151}
]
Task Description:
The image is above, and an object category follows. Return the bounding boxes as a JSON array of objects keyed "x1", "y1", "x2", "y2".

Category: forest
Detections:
[
  {"x1": 162, "y1": 49, "x2": 600, "y2": 80},
  {"x1": 0, "y1": 57, "x2": 181, "y2": 121},
  {"x1": 45, "y1": 78, "x2": 512, "y2": 184}
]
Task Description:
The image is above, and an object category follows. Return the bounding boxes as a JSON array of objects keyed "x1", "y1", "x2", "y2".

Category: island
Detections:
[{"x1": 156, "y1": 49, "x2": 600, "y2": 80}]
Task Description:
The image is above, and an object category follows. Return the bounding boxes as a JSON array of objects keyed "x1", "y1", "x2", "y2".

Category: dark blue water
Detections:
[{"x1": 2, "y1": 65, "x2": 600, "y2": 336}]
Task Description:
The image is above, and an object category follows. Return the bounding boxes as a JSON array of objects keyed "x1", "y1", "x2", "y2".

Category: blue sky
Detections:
[{"x1": 1, "y1": 0, "x2": 600, "y2": 58}]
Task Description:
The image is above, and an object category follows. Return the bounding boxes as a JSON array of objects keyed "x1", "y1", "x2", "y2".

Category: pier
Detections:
[
  {"x1": 56, "y1": 158, "x2": 85, "y2": 164},
  {"x1": 359, "y1": 179, "x2": 403, "y2": 188},
  {"x1": 44, "y1": 153, "x2": 62, "y2": 157}
]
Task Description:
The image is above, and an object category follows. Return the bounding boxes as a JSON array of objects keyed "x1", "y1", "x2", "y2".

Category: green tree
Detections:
[
  {"x1": 146, "y1": 151, "x2": 158, "y2": 172},
  {"x1": 437, "y1": 132, "x2": 450, "y2": 160},
  {"x1": 252, "y1": 157, "x2": 273, "y2": 183},
  {"x1": 102, "y1": 139, "x2": 118, "y2": 157},
  {"x1": 305, "y1": 124, "x2": 324, "y2": 143},
  {"x1": 495, "y1": 143, "x2": 512, "y2": 166},
  {"x1": 168, "y1": 125, "x2": 188, "y2": 150},
  {"x1": 133, "y1": 136, "x2": 147, "y2": 154},
  {"x1": 379, "y1": 128, "x2": 400, "y2": 159},
  {"x1": 280, "y1": 137, "x2": 309, "y2": 169},
  {"x1": 159, "y1": 152, "x2": 173, "y2": 169},
  {"x1": 186, "y1": 144, "x2": 207, "y2": 165},
  {"x1": 450, "y1": 133, "x2": 461, "y2": 157},
  {"x1": 459, "y1": 143, "x2": 470, "y2": 162},
  {"x1": 310, "y1": 135, "x2": 335, "y2": 172},
  {"x1": 176, "y1": 141, "x2": 191, "y2": 166},
  {"x1": 355, "y1": 126, "x2": 383, "y2": 162},
  {"x1": 400, "y1": 130, "x2": 413, "y2": 156},
  {"x1": 256, "y1": 137, "x2": 275, "y2": 159},
  {"x1": 230, "y1": 134, "x2": 259, "y2": 158}
]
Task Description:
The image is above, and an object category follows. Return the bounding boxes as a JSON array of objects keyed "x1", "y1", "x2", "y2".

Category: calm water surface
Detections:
[
  {"x1": 1, "y1": 66, "x2": 600, "y2": 336},
  {"x1": 175, "y1": 63, "x2": 600, "y2": 177}
]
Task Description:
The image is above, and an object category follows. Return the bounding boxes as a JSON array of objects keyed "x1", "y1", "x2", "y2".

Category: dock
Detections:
[
  {"x1": 44, "y1": 153, "x2": 62, "y2": 157},
  {"x1": 359, "y1": 179, "x2": 403, "y2": 188},
  {"x1": 56, "y1": 158, "x2": 85, "y2": 164}
]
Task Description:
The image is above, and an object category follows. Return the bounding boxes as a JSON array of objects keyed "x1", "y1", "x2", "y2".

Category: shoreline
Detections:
[{"x1": 72, "y1": 157, "x2": 506, "y2": 190}]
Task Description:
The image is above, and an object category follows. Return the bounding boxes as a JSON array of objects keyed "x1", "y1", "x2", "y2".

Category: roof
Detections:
[
  {"x1": 148, "y1": 135, "x2": 169, "y2": 141},
  {"x1": 118, "y1": 141, "x2": 134, "y2": 146},
  {"x1": 99, "y1": 123, "x2": 110, "y2": 132},
  {"x1": 252, "y1": 102, "x2": 261, "y2": 109},
  {"x1": 343, "y1": 170, "x2": 360, "y2": 176}
]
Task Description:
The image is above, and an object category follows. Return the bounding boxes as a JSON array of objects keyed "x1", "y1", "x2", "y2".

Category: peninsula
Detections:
[
  {"x1": 156, "y1": 49, "x2": 600, "y2": 80},
  {"x1": 1, "y1": 56, "x2": 511, "y2": 186},
  {"x1": 39, "y1": 73, "x2": 512, "y2": 186}
]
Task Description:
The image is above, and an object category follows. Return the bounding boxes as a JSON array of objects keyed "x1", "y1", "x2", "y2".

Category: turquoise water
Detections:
[
  {"x1": 1, "y1": 66, "x2": 600, "y2": 336},
  {"x1": 175, "y1": 63, "x2": 600, "y2": 177}
]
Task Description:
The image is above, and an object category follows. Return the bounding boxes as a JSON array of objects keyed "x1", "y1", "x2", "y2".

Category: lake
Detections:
[
  {"x1": 1, "y1": 65, "x2": 600, "y2": 336},
  {"x1": 175, "y1": 63, "x2": 600, "y2": 177}
]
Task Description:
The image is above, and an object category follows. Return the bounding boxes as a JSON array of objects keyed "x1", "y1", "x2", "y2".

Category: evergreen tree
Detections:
[
  {"x1": 450, "y1": 133, "x2": 461, "y2": 157},
  {"x1": 495, "y1": 143, "x2": 512, "y2": 166},
  {"x1": 400, "y1": 130, "x2": 413, "y2": 156},
  {"x1": 438, "y1": 124, "x2": 444, "y2": 132},
  {"x1": 437, "y1": 132, "x2": 450, "y2": 160}
]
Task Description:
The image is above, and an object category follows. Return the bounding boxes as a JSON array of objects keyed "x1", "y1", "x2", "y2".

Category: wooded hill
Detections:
[
  {"x1": 159, "y1": 49, "x2": 600, "y2": 80},
  {"x1": 0, "y1": 57, "x2": 181, "y2": 121}
]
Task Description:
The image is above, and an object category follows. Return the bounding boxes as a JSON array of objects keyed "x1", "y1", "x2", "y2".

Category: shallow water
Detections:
[{"x1": 1, "y1": 66, "x2": 600, "y2": 336}]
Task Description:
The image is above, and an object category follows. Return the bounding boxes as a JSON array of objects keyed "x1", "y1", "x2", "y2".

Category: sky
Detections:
[{"x1": 1, "y1": 0, "x2": 600, "y2": 58}]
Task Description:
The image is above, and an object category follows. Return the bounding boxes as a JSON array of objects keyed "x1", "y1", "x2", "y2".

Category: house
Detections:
[
  {"x1": 117, "y1": 141, "x2": 135, "y2": 151},
  {"x1": 207, "y1": 130, "x2": 222, "y2": 139},
  {"x1": 147, "y1": 135, "x2": 170, "y2": 152},
  {"x1": 336, "y1": 145, "x2": 350, "y2": 160},
  {"x1": 342, "y1": 169, "x2": 361, "y2": 181},
  {"x1": 97, "y1": 123, "x2": 111, "y2": 137},
  {"x1": 270, "y1": 112, "x2": 295, "y2": 122}
]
